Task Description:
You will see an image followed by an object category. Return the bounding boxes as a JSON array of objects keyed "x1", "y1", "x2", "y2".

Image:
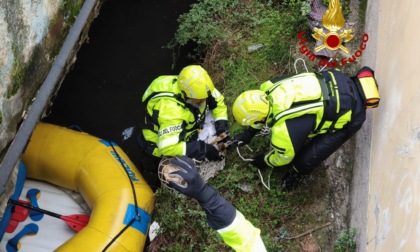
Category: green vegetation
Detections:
[
  {"x1": 359, "y1": 0, "x2": 368, "y2": 26},
  {"x1": 322, "y1": 0, "x2": 351, "y2": 19},
  {"x1": 151, "y1": 0, "x2": 362, "y2": 251},
  {"x1": 152, "y1": 150, "x2": 325, "y2": 251},
  {"x1": 173, "y1": 0, "x2": 310, "y2": 96},
  {"x1": 60, "y1": 0, "x2": 84, "y2": 25},
  {"x1": 334, "y1": 228, "x2": 357, "y2": 252},
  {"x1": 8, "y1": 46, "x2": 29, "y2": 98},
  {"x1": 7, "y1": 1, "x2": 84, "y2": 99}
]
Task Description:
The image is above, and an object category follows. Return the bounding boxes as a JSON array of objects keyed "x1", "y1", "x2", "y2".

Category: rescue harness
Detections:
[{"x1": 265, "y1": 68, "x2": 379, "y2": 136}]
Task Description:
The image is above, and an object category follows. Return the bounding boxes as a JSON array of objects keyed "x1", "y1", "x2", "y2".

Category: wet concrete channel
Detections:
[{"x1": 43, "y1": 0, "x2": 196, "y2": 173}]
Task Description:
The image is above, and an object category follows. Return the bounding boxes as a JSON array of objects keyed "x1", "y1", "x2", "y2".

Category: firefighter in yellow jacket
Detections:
[
  {"x1": 162, "y1": 156, "x2": 267, "y2": 252},
  {"x1": 232, "y1": 67, "x2": 380, "y2": 191},
  {"x1": 138, "y1": 65, "x2": 229, "y2": 188}
]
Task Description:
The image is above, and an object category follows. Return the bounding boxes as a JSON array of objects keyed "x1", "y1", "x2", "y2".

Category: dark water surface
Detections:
[{"x1": 44, "y1": 0, "x2": 195, "y2": 169}]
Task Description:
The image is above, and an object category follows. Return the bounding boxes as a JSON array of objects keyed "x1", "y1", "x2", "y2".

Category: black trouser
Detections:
[
  {"x1": 285, "y1": 114, "x2": 358, "y2": 175},
  {"x1": 138, "y1": 150, "x2": 161, "y2": 192},
  {"x1": 137, "y1": 132, "x2": 162, "y2": 191},
  {"x1": 293, "y1": 129, "x2": 355, "y2": 175}
]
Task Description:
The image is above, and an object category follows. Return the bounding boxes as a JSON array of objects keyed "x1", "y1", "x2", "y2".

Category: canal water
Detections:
[{"x1": 43, "y1": 0, "x2": 196, "y2": 177}]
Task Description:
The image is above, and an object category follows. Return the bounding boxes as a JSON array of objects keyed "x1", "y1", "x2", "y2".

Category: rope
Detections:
[
  {"x1": 67, "y1": 125, "x2": 83, "y2": 132},
  {"x1": 236, "y1": 145, "x2": 254, "y2": 162},
  {"x1": 102, "y1": 141, "x2": 140, "y2": 252},
  {"x1": 294, "y1": 58, "x2": 309, "y2": 74},
  {"x1": 257, "y1": 169, "x2": 271, "y2": 190},
  {"x1": 255, "y1": 125, "x2": 271, "y2": 137},
  {"x1": 319, "y1": 58, "x2": 333, "y2": 72},
  {"x1": 235, "y1": 144, "x2": 271, "y2": 191},
  {"x1": 64, "y1": 125, "x2": 139, "y2": 251}
]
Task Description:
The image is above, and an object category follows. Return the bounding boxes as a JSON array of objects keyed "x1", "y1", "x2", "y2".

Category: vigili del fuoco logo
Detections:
[{"x1": 298, "y1": 0, "x2": 369, "y2": 68}]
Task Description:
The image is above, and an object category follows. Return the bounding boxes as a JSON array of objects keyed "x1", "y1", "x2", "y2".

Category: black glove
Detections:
[
  {"x1": 186, "y1": 140, "x2": 222, "y2": 161},
  {"x1": 167, "y1": 156, "x2": 217, "y2": 203},
  {"x1": 251, "y1": 153, "x2": 269, "y2": 171},
  {"x1": 233, "y1": 127, "x2": 259, "y2": 146},
  {"x1": 166, "y1": 156, "x2": 236, "y2": 229},
  {"x1": 281, "y1": 167, "x2": 302, "y2": 192}
]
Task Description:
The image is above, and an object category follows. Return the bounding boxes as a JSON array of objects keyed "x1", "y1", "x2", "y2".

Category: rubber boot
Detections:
[{"x1": 281, "y1": 167, "x2": 302, "y2": 192}]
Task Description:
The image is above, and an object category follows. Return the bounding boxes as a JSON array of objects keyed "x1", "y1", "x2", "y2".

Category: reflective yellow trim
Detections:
[
  {"x1": 182, "y1": 142, "x2": 187, "y2": 155},
  {"x1": 150, "y1": 92, "x2": 175, "y2": 99},
  {"x1": 274, "y1": 102, "x2": 323, "y2": 122},
  {"x1": 157, "y1": 136, "x2": 180, "y2": 149},
  {"x1": 328, "y1": 72, "x2": 340, "y2": 113},
  {"x1": 218, "y1": 211, "x2": 266, "y2": 252},
  {"x1": 211, "y1": 88, "x2": 222, "y2": 98}
]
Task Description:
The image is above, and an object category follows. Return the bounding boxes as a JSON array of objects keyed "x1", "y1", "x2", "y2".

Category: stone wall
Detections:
[
  {"x1": 1, "y1": 0, "x2": 63, "y2": 156},
  {"x1": 0, "y1": 1, "x2": 97, "y2": 159}
]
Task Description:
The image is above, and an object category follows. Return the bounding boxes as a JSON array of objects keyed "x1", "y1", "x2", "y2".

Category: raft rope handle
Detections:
[
  {"x1": 67, "y1": 125, "x2": 84, "y2": 132},
  {"x1": 102, "y1": 141, "x2": 140, "y2": 252}
]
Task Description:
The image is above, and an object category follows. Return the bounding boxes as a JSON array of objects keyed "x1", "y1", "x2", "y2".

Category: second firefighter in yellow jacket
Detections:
[
  {"x1": 232, "y1": 67, "x2": 379, "y2": 191},
  {"x1": 138, "y1": 65, "x2": 229, "y2": 188}
]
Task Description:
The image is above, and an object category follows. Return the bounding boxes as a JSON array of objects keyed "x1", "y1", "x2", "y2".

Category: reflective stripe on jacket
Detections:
[
  {"x1": 217, "y1": 211, "x2": 267, "y2": 252},
  {"x1": 140, "y1": 75, "x2": 227, "y2": 157},
  {"x1": 259, "y1": 70, "x2": 355, "y2": 167}
]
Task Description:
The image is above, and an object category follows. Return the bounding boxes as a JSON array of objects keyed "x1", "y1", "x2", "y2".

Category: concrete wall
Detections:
[
  {"x1": 0, "y1": 0, "x2": 101, "y2": 219},
  {"x1": 0, "y1": 0, "x2": 86, "y2": 157},
  {"x1": 353, "y1": 0, "x2": 420, "y2": 251},
  {"x1": 0, "y1": 0, "x2": 63, "y2": 155}
]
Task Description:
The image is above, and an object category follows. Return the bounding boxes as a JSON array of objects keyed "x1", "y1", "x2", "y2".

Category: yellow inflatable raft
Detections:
[{"x1": 21, "y1": 122, "x2": 155, "y2": 251}]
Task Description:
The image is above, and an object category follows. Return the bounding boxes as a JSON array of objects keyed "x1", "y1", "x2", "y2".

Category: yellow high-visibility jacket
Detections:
[
  {"x1": 202, "y1": 193, "x2": 266, "y2": 252},
  {"x1": 258, "y1": 70, "x2": 359, "y2": 168},
  {"x1": 218, "y1": 211, "x2": 267, "y2": 252},
  {"x1": 140, "y1": 75, "x2": 227, "y2": 158}
]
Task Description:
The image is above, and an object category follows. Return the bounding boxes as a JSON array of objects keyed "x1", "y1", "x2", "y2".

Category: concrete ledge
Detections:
[
  {"x1": 349, "y1": 0, "x2": 380, "y2": 251},
  {"x1": 0, "y1": 0, "x2": 100, "y2": 195}
]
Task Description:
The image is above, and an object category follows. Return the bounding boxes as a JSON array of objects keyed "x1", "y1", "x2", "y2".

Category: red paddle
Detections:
[{"x1": 8, "y1": 199, "x2": 90, "y2": 232}]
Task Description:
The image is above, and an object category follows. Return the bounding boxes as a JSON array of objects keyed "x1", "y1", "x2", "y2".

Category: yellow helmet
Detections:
[
  {"x1": 178, "y1": 65, "x2": 213, "y2": 99},
  {"x1": 232, "y1": 90, "x2": 270, "y2": 129}
]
